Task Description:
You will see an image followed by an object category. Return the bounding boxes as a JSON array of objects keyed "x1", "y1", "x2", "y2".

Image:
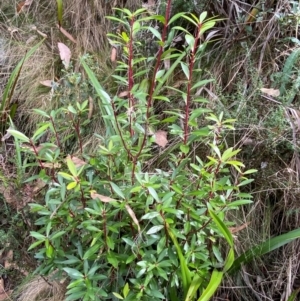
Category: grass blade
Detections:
[
  {"x1": 169, "y1": 285, "x2": 180, "y2": 301},
  {"x1": 287, "y1": 288, "x2": 300, "y2": 301},
  {"x1": 56, "y1": 0, "x2": 63, "y2": 26},
  {"x1": 223, "y1": 248, "x2": 234, "y2": 273},
  {"x1": 166, "y1": 224, "x2": 192, "y2": 297},
  {"x1": 80, "y1": 57, "x2": 116, "y2": 136},
  {"x1": 197, "y1": 270, "x2": 223, "y2": 301},
  {"x1": 185, "y1": 273, "x2": 203, "y2": 301},
  {"x1": 1, "y1": 39, "x2": 45, "y2": 113},
  {"x1": 228, "y1": 227, "x2": 300, "y2": 274},
  {"x1": 153, "y1": 50, "x2": 186, "y2": 97}
]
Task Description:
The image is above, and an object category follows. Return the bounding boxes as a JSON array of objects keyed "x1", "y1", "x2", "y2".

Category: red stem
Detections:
[
  {"x1": 131, "y1": 0, "x2": 173, "y2": 180},
  {"x1": 68, "y1": 112, "x2": 83, "y2": 154},
  {"x1": 111, "y1": 99, "x2": 133, "y2": 160},
  {"x1": 74, "y1": 119, "x2": 83, "y2": 155},
  {"x1": 80, "y1": 185, "x2": 86, "y2": 208},
  {"x1": 146, "y1": 0, "x2": 172, "y2": 111},
  {"x1": 184, "y1": 22, "x2": 202, "y2": 145},
  {"x1": 30, "y1": 139, "x2": 45, "y2": 169},
  {"x1": 128, "y1": 16, "x2": 135, "y2": 137},
  {"x1": 103, "y1": 210, "x2": 108, "y2": 250},
  {"x1": 49, "y1": 116, "x2": 61, "y2": 149}
]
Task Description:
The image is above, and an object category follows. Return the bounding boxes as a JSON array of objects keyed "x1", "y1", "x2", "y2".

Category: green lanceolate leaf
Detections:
[
  {"x1": 110, "y1": 182, "x2": 125, "y2": 199},
  {"x1": 112, "y1": 292, "x2": 124, "y2": 300},
  {"x1": 147, "y1": 225, "x2": 164, "y2": 235},
  {"x1": 32, "y1": 123, "x2": 50, "y2": 140},
  {"x1": 220, "y1": 147, "x2": 240, "y2": 162},
  {"x1": 63, "y1": 268, "x2": 84, "y2": 279},
  {"x1": 28, "y1": 239, "x2": 45, "y2": 251},
  {"x1": 80, "y1": 57, "x2": 116, "y2": 135},
  {"x1": 168, "y1": 12, "x2": 185, "y2": 26},
  {"x1": 6, "y1": 129, "x2": 30, "y2": 143},
  {"x1": 83, "y1": 243, "x2": 101, "y2": 260},
  {"x1": 191, "y1": 79, "x2": 214, "y2": 91},
  {"x1": 209, "y1": 210, "x2": 233, "y2": 247},
  {"x1": 29, "y1": 231, "x2": 46, "y2": 240},
  {"x1": 123, "y1": 283, "x2": 130, "y2": 298},
  {"x1": 66, "y1": 156, "x2": 78, "y2": 177},
  {"x1": 199, "y1": 12, "x2": 208, "y2": 23},
  {"x1": 58, "y1": 172, "x2": 74, "y2": 181},
  {"x1": 153, "y1": 50, "x2": 186, "y2": 97}
]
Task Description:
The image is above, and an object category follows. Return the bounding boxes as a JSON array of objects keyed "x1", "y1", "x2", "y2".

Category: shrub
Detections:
[{"x1": 8, "y1": 3, "x2": 256, "y2": 301}]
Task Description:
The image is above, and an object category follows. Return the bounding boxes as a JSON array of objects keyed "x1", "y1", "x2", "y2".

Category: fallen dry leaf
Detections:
[
  {"x1": 58, "y1": 42, "x2": 71, "y2": 69},
  {"x1": 125, "y1": 204, "x2": 141, "y2": 233},
  {"x1": 26, "y1": 35, "x2": 37, "y2": 44},
  {"x1": 1, "y1": 248, "x2": 28, "y2": 276},
  {"x1": 0, "y1": 278, "x2": 5, "y2": 301},
  {"x1": 16, "y1": 0, "x2": 33, "y2": 13},
  {"x1": 0, "y1": 291, "x2": 12, "y2": 301},
  {"x1": 3, "y1": 187, "x2": 18, "y2": 205},
  {"x1": 229, "y1": 222, "x2": 250, "y2": 234},
  {"x1": 40, "y1": 80, "x2": 53, "y2": 87},
  {"x1": 118, "y1": 91, "x2": 129, "y2": 98},
  {"x1": 154, "y1": 130, "x2": 168, "y2": 148},
  {"x1": 4, "y1": 250, "x2": 13, "y2": 269},
  {"x1": 90, "y1": 190, "x2": 118, "y2": 203},
  {"x1": 111, "y1": 47, "x2": 117, "y2": 62},
  {"x1": 142, "y1": 0, "x2": 156, "y2": 10},
  {"x1": 67, "y1": 155, "x2": 87, "y2": 168},
  {"x1": 164, "y1": 58, "x2": 170, "y2": 70},
  {"x1": 0, "y1": 278, "x2": 4, "y2": 293},
  {"x1": 88, "y1": 96, "x2": 94, "y2": 119},
  {"x1": 260, "y1": 88, "x2": 280, "y2": 97},
  {"x1": 16, "y1": 1, "x2": 26, "y2": 13},
  {"x1": 241, "y1": 138, "x2": 254, "y2": 146},
  {"x1": 42, "y1": 162, "x2": 62, "y2": 168},
  {"x1": 206, "y1": 30, "x2": 220, "y2": 42},
  {"x1": 1, "y1": 130, "x2": 11, "y2": 142},
  {"x1": 173, "y1": 80, "x2": 186, "y2": 88},
  {"x1": 126, "y1": 106, "x2": 134, "y2": 117},
  {"x1": 32, "y1": 179, "x2": 47, "y2": 194},
  {"x1": 56, "y1": 24, "x2": 77, "y2": 44}
]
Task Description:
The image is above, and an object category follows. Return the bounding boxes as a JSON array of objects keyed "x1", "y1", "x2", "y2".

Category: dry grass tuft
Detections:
[
  {"x1": 203, "y1": 0, "x2": 290, "y2": 93},
  {"x1": 0, "y1": 0, "x2": 142, "y2": 145},
  {"x1": 16, "y1": 275, "x2": 67, "y2": 301}
]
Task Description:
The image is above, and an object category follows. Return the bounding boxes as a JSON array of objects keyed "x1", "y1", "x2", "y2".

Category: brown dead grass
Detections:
[
  {"x1": 0, "y1": 0, "x2": 141, "y2": 145},
  {"x1": 200, "y1": 1, "x2": 300, "y2": 299},
  {"x1": 16, "y1": 275, "x2": 67, "y2": 301}
]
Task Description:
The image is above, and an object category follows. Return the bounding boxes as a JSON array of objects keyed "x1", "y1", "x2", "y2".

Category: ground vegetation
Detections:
[{"x1": 1, "y1": 0, "x2": 300, "y2": 300}]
